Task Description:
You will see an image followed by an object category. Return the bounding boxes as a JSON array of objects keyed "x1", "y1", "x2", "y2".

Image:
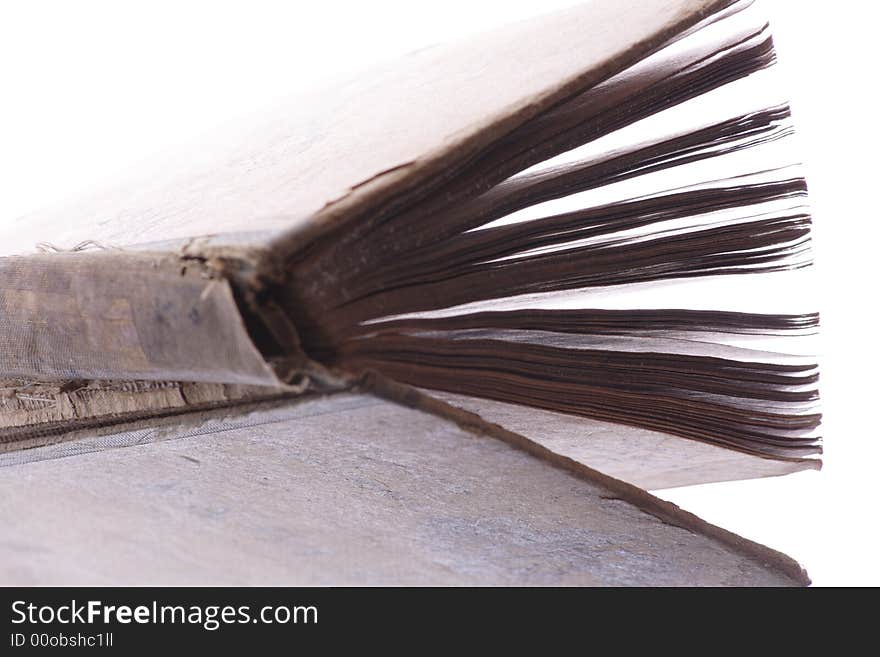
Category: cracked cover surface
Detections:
[{"x1": 0, "y1": 394, "x2": 806, "y2": 586}]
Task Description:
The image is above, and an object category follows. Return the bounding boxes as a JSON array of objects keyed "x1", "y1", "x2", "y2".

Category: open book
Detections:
[{"x1": 0, "y1": 0, "x2": 820, "y2": 584}]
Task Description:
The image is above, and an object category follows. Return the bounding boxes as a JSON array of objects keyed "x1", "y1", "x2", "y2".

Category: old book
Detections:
[{"x1": 0, "y1": 0, "x2": 819, "y2": 584}]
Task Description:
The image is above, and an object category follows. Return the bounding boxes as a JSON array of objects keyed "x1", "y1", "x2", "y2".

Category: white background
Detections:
[{"x1": 1, "y1": 1, "x2": 877, "y2": 585}]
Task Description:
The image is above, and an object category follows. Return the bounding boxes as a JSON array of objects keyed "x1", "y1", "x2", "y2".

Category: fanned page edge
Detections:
[{"x1": 280, "y1": 1, "x2": 820, "y2": 466}]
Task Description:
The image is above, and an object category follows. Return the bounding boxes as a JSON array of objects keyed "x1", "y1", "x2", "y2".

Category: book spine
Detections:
[{"x1": 0, "y1": 251, "x2": 279, "y2": 386}]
